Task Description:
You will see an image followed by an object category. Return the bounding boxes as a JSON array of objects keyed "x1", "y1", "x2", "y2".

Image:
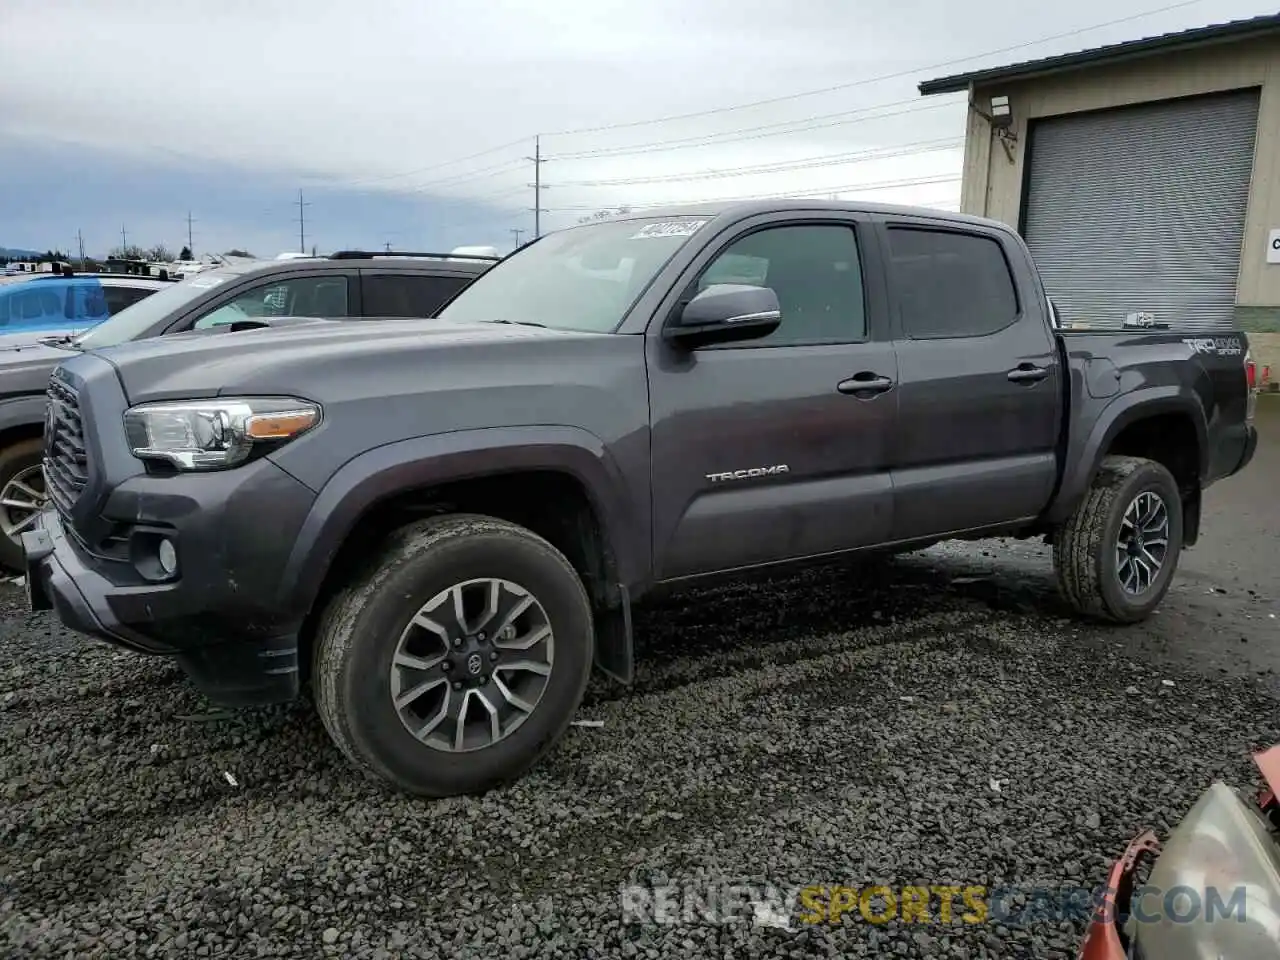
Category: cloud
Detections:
[{"x1": 1, "y1": 0, "x2": 1275, "y2": 242}]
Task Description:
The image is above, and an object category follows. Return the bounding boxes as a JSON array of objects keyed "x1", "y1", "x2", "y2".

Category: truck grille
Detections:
[{"x1": 44, "y1": 377, "x2": 89, "y2": 511}]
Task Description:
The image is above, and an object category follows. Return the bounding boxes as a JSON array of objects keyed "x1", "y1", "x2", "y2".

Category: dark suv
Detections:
[{"x1": 0, "y1": 250, "x2": 495, "y2": 570}]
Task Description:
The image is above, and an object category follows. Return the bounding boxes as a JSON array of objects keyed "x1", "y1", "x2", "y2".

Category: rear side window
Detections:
[
  {"x1": 362, "y1": 274, "x2": 471, "y2": 317},
  {"x1": 887, "y1": 227, "x2": 1019, "y2": 339},
  {"x1": 70, "y1": 283, "x2": 110, "y2": 322},
  {"x1": 103, "y1": 285, "x2": 156, "y2": 314}
]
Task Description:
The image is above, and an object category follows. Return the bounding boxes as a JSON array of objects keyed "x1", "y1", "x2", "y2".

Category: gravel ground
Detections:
[{"x1": 2, "y1": 399, "x2": 1278, "y2": 960}]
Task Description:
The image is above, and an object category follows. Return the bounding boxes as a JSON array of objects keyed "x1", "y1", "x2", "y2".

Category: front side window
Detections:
[
  {"x1": 887, "y1": 227, "x2": 1019, "y2": 339},
  {"x1": 192, "y1": 275, "x2": 350, "y2": 329},
  {"x1": 438, "y1": 217, "x2": 710, "y2": 333},
  {"x1": 693, "y1": 224, "x2": 867, "y2": 345}
]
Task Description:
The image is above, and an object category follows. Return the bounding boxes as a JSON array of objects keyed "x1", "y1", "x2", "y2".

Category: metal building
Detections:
[{"x1": 918, "y1": 13, "x2": 1280, "y2": 347}]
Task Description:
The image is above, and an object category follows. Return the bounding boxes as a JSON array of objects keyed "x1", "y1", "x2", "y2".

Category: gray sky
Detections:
[{"x1": 1, "y1": 0, "x2": 1275, "y2": 251}]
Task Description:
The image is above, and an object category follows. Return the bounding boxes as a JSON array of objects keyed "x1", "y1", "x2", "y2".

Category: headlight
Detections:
[{"x1": 123, "y1": 397, "x2": 321, "y2": 471}]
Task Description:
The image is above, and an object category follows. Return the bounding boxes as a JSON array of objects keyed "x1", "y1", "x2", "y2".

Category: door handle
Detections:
[
  {"x1": 1007, "y1": 363, "x2": 1049, "y2": 384},
  {"x1": 837, "y1": 372, "x2": 895, "y2": 396}
]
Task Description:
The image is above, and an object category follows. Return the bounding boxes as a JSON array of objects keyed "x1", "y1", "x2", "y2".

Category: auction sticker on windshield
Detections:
[{"x1": 630, "y1": 220, "x2": 710, "y2": 240}]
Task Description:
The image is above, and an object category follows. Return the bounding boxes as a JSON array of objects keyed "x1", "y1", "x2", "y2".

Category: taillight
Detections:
[{"x1": 1246, "y1": 353, "x2": 1257, "y2": 390}]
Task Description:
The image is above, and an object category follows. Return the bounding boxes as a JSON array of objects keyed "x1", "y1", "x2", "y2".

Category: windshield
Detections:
[
  {"x1": 73, "y1": 272, "x2": 236, "y2": 349},
  {"x1": 437, "y1": 216, "x2": 713, "y2": 332}
]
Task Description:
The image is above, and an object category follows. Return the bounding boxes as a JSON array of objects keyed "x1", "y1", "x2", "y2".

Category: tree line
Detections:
[{"x1": 1, "y1": 245, "x2": 257, "y2": 268}]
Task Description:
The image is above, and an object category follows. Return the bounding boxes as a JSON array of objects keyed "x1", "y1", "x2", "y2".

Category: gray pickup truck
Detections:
[{"x1": 23, "y1": 201, "x2": 1258, "y2": 797}]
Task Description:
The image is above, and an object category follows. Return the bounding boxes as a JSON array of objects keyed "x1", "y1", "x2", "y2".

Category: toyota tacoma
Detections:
[{"x1": 23, "y1": 201, "x2": 1259, "y2": 797}]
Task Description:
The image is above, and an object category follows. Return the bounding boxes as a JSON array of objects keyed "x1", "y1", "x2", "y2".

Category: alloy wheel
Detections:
[
  {"x1": 1115, "y1": 490, "x2": 1170, "y2": 596},
  {"x1": 389, "y1": 577, "x2": 555, "y2": 753}
]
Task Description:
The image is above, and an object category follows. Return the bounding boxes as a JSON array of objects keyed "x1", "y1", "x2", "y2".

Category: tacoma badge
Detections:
[{"x1": 705, "y1": 465, "x2": 790, "y2": 483}]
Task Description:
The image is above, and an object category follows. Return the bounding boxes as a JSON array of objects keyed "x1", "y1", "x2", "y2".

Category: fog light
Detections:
[{"x1": 157, "y1": 538, "x2": 178, "y2": 576}]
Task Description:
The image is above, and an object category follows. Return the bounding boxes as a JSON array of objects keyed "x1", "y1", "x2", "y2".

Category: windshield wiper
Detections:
[
  {"x1": 38, "y1": 334, "x2": 81, "y2": 350},
  {"x1": 479, "y1": 318, "x2": 548, "y2": 328}
]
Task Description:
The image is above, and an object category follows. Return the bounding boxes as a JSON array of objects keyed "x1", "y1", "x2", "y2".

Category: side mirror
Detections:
[{"x1": 664, "y1": 283, "x2": 781, "y2": 349}]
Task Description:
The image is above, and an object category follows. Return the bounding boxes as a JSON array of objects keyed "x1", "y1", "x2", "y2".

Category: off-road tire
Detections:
[
  {"x1": 0, "y1": 438, "x2": 45, "y2": 573},
  {"x1": 312, "y1": 513, "x2": 593, "y2": 797},
  {"x1": 1053, "y1": 455, "x2": 1183, "y2": 623}
]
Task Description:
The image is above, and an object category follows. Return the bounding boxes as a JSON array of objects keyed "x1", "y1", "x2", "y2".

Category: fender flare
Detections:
[
  {"x1": 275, "y1": 424, "x2": 644, "y2": 618},
  {"x1": 1046, "y1": 387, "x2": 1208, "y2": 524},
  {"x1": 0, "y1": 395, "x2": 48, "y2": 439}
]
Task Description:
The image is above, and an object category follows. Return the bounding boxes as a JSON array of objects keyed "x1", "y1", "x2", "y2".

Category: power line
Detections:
[
  {"x1": 306, "y1": 5, "x2": 1204, "y2": 192},
  {"x1": 539, "y1": 0, "x2": 1208, "y2": 136},
  {"x1": 554, "y1": 137, "x2": 964, "y2": 188},
  {"x1": 544, "y1": 98, "x2": 962, "y2": 162},
  {"x1": 544, "y1": 172, "x2": 962, "y2": 212},
  {"x1": 337, "y1": 136, "x2": 535, "y2": 188}
]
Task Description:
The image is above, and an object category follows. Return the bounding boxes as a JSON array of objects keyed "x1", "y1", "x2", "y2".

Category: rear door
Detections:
[
  {"x1": 359, "y1": 271, "x2": 474, "y2": 317},
  {"x1": 877, "y1": 216, "x2": 1061, "y2": 540},
  {"x1": 647, "y1": 213, "x2": 899, "y2": 580}
]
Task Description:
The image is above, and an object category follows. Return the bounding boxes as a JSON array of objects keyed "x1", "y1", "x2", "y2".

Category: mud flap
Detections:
[
  {"x1": 1182, "y1": 487, "x2": 1201, "y2": 547},
  {"x1": 593, "y1": 583, "x2": 634, "y2": 685}
]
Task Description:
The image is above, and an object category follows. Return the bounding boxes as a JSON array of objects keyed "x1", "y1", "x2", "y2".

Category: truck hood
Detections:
[{"x1": 89, "y1": 317, "x2": 586, "y2": 403}]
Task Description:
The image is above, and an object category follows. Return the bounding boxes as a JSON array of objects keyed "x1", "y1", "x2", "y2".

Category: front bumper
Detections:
[{"x1": 23, "y1": 455, "x2": 318, "y2": 707}]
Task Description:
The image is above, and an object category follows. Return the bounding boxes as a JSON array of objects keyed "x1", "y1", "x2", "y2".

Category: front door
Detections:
[{"x1": 647, "y1": 216, "x2": 899, "y2": 581}]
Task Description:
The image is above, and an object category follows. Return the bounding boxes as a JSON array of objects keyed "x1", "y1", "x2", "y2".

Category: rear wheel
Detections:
[
  {"x1": 312, "y1": 513, "x2": 593, "y2": 797},
  {"x1": 0, "y1": 439, "x2": 47, "y2": 573},
  {"x1": 1052, "y1": 455, "x2": 1183, "y2": 623}
]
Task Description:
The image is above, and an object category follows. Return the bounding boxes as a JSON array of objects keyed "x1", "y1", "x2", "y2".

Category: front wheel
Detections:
[
  {"x1": 312, "y1": 513, "x2": 593, "y2": 797},
  {"x1": 1052, "y1": 455, "x2": 1183, "y2": 623}
]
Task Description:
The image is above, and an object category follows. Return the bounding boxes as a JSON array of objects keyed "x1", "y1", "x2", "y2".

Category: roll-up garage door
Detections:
[{"x1": 1021, "y1": 88, "x2": 1259, "y2": 331}]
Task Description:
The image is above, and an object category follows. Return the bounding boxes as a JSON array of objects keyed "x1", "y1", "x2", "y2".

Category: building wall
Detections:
[{"x1": 958, "y1": 36, "x2": 1280, "y2": 330}]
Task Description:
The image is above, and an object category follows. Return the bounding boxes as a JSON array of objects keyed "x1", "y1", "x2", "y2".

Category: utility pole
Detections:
[
  {"x1": 384, "y1": 241, "x2": 392, "y2": 253},
  {"x1": 296, "y1": 189, "x2": 311, "y2": 253},
  {"x1": 510, "y1": 227, "x2": 524, "y2": 249},
  {"x1": 186, "y1": 211, "x2": 197, "y2": 256},
  {"x1": 120, "y1": 225, "x2": 128, "y2": 253},
  {"x1": 526, "y1": 135, "x2": 548, "y2": 239},
  {"x1": 77, "y1": 229, "x2": 85, "y2": 270}
]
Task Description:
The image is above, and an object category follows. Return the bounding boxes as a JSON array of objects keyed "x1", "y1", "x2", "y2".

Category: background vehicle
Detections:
[
  {"x1": 0, "y1": 273, "x2": 171, "y2": 343},
  {"x1": 24, "y1": 201, "x2": 1257, "y2": 798},
  {"x1": 0, "y1": 249, "x2": 496, "y2": 570}
]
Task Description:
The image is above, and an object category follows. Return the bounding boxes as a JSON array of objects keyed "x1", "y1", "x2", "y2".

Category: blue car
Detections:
[{"x1": 0, "y1": 274, "x2": 173, "y2": 344}]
